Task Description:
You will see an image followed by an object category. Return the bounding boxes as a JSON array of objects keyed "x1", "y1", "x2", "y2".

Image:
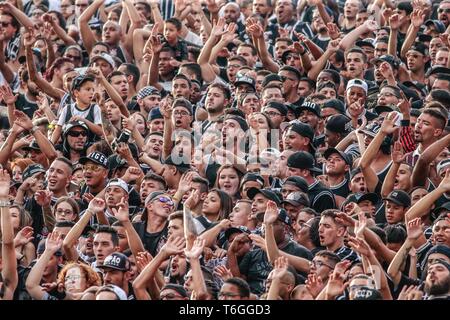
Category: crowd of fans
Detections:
[{"x1": 0, "y1": 0, "x2": 450, "y2": 301}]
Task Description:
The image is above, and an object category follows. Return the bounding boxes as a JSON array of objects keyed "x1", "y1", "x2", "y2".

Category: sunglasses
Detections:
[
  {"x1": 65, "y1": 54, "x2": 82, "y2": 61},
  {"x1": 439, "y1": 8, "x2": 450, "y2": 13},
  {"x1": 0, "y1": 22, "x2": 12, "y2": 27},
  {"x1": 82, "y1": 164, "x2": 102, "y2": 172},
  {"x1": 157, "y1": 197, "x2": 174, "y2": 206},
  {"x1": 68, "y1": 131, "x2": 87, "y2": 137}
]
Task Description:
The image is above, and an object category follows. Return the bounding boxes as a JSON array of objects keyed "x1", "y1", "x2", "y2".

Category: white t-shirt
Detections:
[{"x1": 57, "y1": 103, "x2": 102, "y2": 126}]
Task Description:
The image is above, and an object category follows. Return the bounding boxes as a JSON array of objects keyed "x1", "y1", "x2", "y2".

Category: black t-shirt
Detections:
[
  {"x1": 308, "y1": 180, "x2": 337, "y2": 213},
  {"x1": 133, "y1": 221, "x2": 168, "y2": 256},
  {"x1": 330, "y1": 178, "x2": 350, "y2": 198},
  {"x1": 15, "y1": 94, "x2": 38, "y2": 119}
]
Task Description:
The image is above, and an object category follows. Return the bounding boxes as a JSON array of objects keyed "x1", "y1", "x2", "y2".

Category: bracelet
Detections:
[
  {"x1": 0, "y1": 200, "x2": 11, "y2": 207},
  {"x1": 30, "y1": 126, "x2": 39, "y2": 134}
]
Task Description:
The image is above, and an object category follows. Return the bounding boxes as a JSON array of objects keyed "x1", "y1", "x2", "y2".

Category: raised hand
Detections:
[
  {"x1": 364, "y1": 19, "x2": 379, "y2": 32},
  {"x1": 87, "y1": 197, "x2": 106, "y2": 214},
  {"x1": 354, "y1": 211, "x2": 367, "y2": 239},
  {"x1": 206, "y1": 0, "x2": 220, "y2": 14},
  {"x1": 116, "y1": 142, "x2": 133, "y2": 160},
  {"x1": 135, "y1": 251, "x2": 153, "y2": 272},
  {"x1": 410, "y1": 9, "x2": 425, "y2": 28},
  {"x1": 264, "y1": 200, "x2": 279, "y2": 225},
  {"x1": 380, "y1": 111, "x2": 399, "y2": 135},
  {"x1": 0, "y1": 85, "x2": 18, "y2": 105},
  {"x1": 391, "y1": 141, "x2": 406, "y2": 164},
  {"x1": 327, "y1": 39, "x2": 341, "y2": 53},
  {"x1": 14, "y1": 226, "x2": 34, "y2": 247},
  {"x1": 221, "y1": 23, "x2": 238, "y2": 43},
  {"x1": 343, "y1": 202, "x2": 361, "y2": 217},
  {"x1": 348, "y1": 98, "x2": 365, "y2": 119},
  {"x1": 406, "y1": 218, "x2": 423, "y2": 241},
  {"x1": 211, "y1": 17, "x2": 227, "y2": 38},
  {"x1": 13, "y1": 110, "x2": 33, "y2": 131},
  {"x1": 378, "y1": 61, "x2": 394, "y2": 80},
  {"x1": 122, "y1": 166, "x2": 142, "y2": 183},
  {"x1": 248, "y1": 233, "x2": 266, "y2": 251},
  {"x1": 184, "y1": 237, "x2": 205, "y2": 259},
  {"x1": 278, "y1": 27, "x2": 289, "y2": 38},
  {"x1": 112, "y1": 197, "x2": 130, "y2": 222},
  {"x1": 34, "y1": 190, "x2": 53, "y2": 207},
  {"x1": 326, "y1": 22, "x2": 341, "y2": 40},
  {"x1": 23, "y1": 28, "x2": 36, "y2": 47},
  {"x1": 0, "y1": 169, "x2": 11, "y2": 198},
  {"x1": 397, "y1": 90, "x2": 412, "y2": 116},
  {"x1": 184, "y1": 189, "x2": 200, "y2": 210},
  {"x1": 335, "y1": 211, "x2": 356, "y2": 227},
  {"x1": 214, "y1": 265, "x2": 233, "y2": 281},
  {"x1": 271, "y1": 256, "x2": 289, "y2": 279},
  {"x1": 177, "y1": 171, "x2": 195, "y2": 196},
  {"x1": 389, "y1": 14, "x2": 403, "y2": 30},
  {"x1": 159, "y1": 96, "x2": 173, "y2": 119},
  {"x1": 45, "y1": 231, "x2": 63, "y2": 254},
  {"x1": 161, "y1": 235, "x2": 185, "y2": 257},
  {"x1": 305, "y1": 273, "x2": 324, "y2": 298}
]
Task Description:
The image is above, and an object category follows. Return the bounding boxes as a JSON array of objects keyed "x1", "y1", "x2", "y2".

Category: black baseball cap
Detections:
[
  {"x1": 22, "y1": 164, "x2": 46, "y2": 181},
  {"x1": 240, "y1": 172, "x2": 264, "y2": 188},
  {"x1": 283, "y1": 176, "x2": 309, "y2": 193},
  {"x1": 346, "y1": 192, "x2": 380, "y2": 205},
  {"x1": 426, "y1": 66, "x2": 450, "y2": 77},
  {"x1": 282, "y1": 191, "x2": 310, "y2": 207},
  {"x1": 360, "y1": 122, "x2": 381, "y2": 138},
  {"x1": 296, "y1": 101, "x2": 321, "y2": 117},
  {"x1": 63, "y1": 121, "x2": 89, "y2": 135},
  {"x1": 108, "y1": 154, "x2": 128, "y2": 172},
  {"x1": 262, "y1": 73, "x2": 282, "y2": 87},
  {"x1": 22, "y1": 140, "x2": 40, "y2": 152},
  {"x1": 432, "y1": 202, "x2": 450, "y2": 216},
  {"x1": 322, "y1": 99, "x2": 346, "y2": 115},
  {"x1": 247, "y1": 187, "x2": 282, "y2": 205},
  {"x1": 148, "y1": 107, "x2": 163, "y2": 121},
  {"x1": 224, "y1": 226, "x2": 251, "y2": 241},
  {"x1": 408, "y1": 43, "x2": 428, "y2": 56},
  {"x1": 287, "y1": 121, "x2": 316, "y2": 152},
  {"x1": 173, "y1": 98, "x2": 193, "y2": 115},
  {"x1": 234, "y1": 75, "x2": 256, "y2": 91},
  {"x1": 71, "y1": 74, "x2": 96, "y2": 92},
  {"x1": 372, "y1": 55, "x2": 400, "y2": 69},
  {"x1": 277, "y1": 208, "x2": 292, "y2": 226},
  {"x1": 353, "y1": 288, "x2": 383, "y2": 300},
  {"x1": 79, "y1": 151, "x2": 108, "y2": 168},
  {"x1": 99, "y1": 252, "x2": 130, "y2": 271},
  {"x1": 425, "y1": 19, "x2": 446, "y2": 34},
  {"x1": 356, "y1": 39, "x2": 375, "y2": 49},
  {"x1": 383, "y1": 190, "x2": 411, "y2": 207},
  {"x1": 287, "y1": 151, "x2": 322, "y2": 174},
  {"x1": 325, "y1": 114, "x2": 352, "y2": 134},
  {"x1": 324, "y1": 148, "x2": 352, "y2": 166},
  {"x1": 265, "y1": 101, "x2": 288, "y2": 116}
]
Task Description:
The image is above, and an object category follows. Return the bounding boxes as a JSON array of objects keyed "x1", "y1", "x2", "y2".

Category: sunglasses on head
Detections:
[{"x1": 68, "y1": 131, "x2": 87, "y2": 137}]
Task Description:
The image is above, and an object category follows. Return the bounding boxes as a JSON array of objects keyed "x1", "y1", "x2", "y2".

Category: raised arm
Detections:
[
  {"x1": 197, "y1": 18, "x2": 225, "y2": 83},
  {"x1": 380, "y1": 141, "x2": 404, "y2": 198},
  {"x1": 25, "y1": 232, "x2": 63, "y2": 300},
  {"x1": 388, "y1": 14, "x2": 400, "y2": 57},
  {"x1": 0, "y1": 2, "x2": 33, "y2": 29},
  {"x1": 78, "y1": 0, "x2": 105, "y2": 54},
  {"x1": 185, "y1": 238, "x2": 208, "y2": 300},
  {"x1": 0, "y1": 40, "x2": 15, "y2": 83},
  {"x1": 0, "y1": 124, "x2": 23, "y2": 166},
  {"x1": 245, "y1": 19, "x2": 279, "y2": 73},
  {"x1": 147, "y1": 32, "x2": 163, "y2": 90},
  {"x1": 307, "y1": 39, "x2": 340, "y2": 80},
  {"x1": 122, "y1": 0, "x2": 144, "y2": 59},
  {"x1": 0, "y1": 170, "x2": 18, "y2": 300},
  {"x1": 400, "y1": 9, "x2": 424, "y2": 59},
  {"x1": 339, "y1": 20, "x2": 378, "y2": 51},
  {"x1": 42, "y1": 14, "x2": 77, "y2": 46}
]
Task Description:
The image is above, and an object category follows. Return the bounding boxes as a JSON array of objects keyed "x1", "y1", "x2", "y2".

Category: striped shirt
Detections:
[{"x1": 335, "y1": 246, "x2": 360, "y2": 263}]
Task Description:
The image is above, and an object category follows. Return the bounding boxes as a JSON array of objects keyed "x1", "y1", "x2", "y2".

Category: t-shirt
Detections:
[
  {"x1": 133, "y1": 221, "x2": 168, "y2": 256},
  {"x1": 15, "y1": 94, "x2": 38, "y2": 119},
  {"x1": 57, "y1": 103, "x2": 102, "y2": 127},
  {"x1": 308, "y1": 180, "x2": 336, "y2": 213}
]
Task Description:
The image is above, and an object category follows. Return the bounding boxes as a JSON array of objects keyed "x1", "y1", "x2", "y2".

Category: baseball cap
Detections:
[
  {"x1": 283, "y1": 176, "x2": 309, "y2": 193},
  {"x1": 247, "y1": 187, "x2": 282, "y2": 205},
  {"x1": 425, "y1": 19, "x2": 446, "y2": 34},
  {"x1": 240, "y1": 172, "x2": 264, "y2": 188},
  {"x1": 71, "y1": 74, "x2": 96, "y2": 92},
  {"x1": 346, "y1": 192, "x2": 380, "y2": 205},
  {"x1": 437, "y1": 159, "x2": 450, "y2": 174},
  {"x1": 234, "y1": 75, "x2": 256, "y2": 91},
  {"x1": 288, "y1": 121, "x2": 315, "y2": 141},
  {"x1": 148, "y1": 107, "x2": 163, "y2": 121},
  {"x1": 90, "y1": 52, "x2": 116, "y2": 68},
  {"x1": 346, "y1": 79, "x2": 368, "y2": 95},
  {"x1": 360, "y1": 122, "x2": 381, "y2": 138},
  {"x1": 432, "y1": 202, "x2": 450, "y2": 216},
  {"x1": 63, "y1": 121, "x2": 89, "y2": 135},
  {"x1": 137, "y1": 86, "x2": 161, "y2": 100},
  {"x1": 262, "y1": 73, "x2": 282, "y2": 87},
  {"x1": 353, "y1": 288, "x2": 383, "y2": 300},
  {"x1": 324, "y1": 147, "x2": 352, "y2": 166},
  {"x1": 79, "y1": 151, "x2": 108, "y2": 168},
  {"x1": 225, "y1": 115, "x2": 249, "y2": 132},
  {"x1": 265, "y1": 101, "x2": 288, "y2": 116},
  {"x1": 164, "y1": 155, "x2": 191, "y2": 173},
  {"x1": 408, "y1": 43, "x2": 428, "y2": 56},
  {"x1": 372, "y1": 55, "x2": 400, "y2": 69},
  {"x1": 22, "y1": 164, "x2": 46, "y2": 181},
  {"x1": 277, "y1": 208, "x2": 292, "y2": 226},
  {"x1": 22, "y1": 140, "x2": 40, "y2": 152},
  {"x1": 287, "y1": 151, "x2": 322, "y2": 174},
  {"x1": 106, "y1": 178, "x2": 129, "y2": 193},
  {"x1": 322, "y1": 99, "x2": 346, "y2": 115},
  {"x1": 355, "y1": 39, "x2": 375, "y2": 49},
  {"x1": 325, "y1": 114, "x2": 352, "y2": 134},
  {"x1": 99, "y1": 252, "x2": 130, "y2": 271},
  {"x1": 282, "y1": 191, "x2": 310, "y2": 207},
  {"x1": 297, "y1": 101, "x2": 321, "y2": 117},
  {"x1": 224, "y1": 226, "x2": 251, "y2": 241},
  {"x1": 161, "y1": 284, "x2": 189, "y2": 298},
  {"x1": 428, "y1": 259, "x2": 450, "y2": 272},
  {"x1": 426, "y1": 66, "x2": 450, "y2": 77},
  {"x1": 108, "y1": 154, "x2": 128, "y2": 172},
  {"x1": 383, "y1": 190, "x2": 411, "y2": 207},
  {"x1": 373, "y1": 105, "x2": 395, "y2": 116},
  {"x1": 173, "y1": 98, "x2": 193, "y2": 115}
]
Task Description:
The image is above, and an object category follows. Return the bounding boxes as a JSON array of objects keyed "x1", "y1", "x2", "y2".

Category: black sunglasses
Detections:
[{"x1": 67, "y1": 131, "x2": 88, "y2": 137}]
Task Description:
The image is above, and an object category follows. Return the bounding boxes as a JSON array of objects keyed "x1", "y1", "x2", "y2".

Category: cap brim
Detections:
[
  {"x1": 282, "y1": 199, "x2": 305, "y2": 207},
  {"x1": 247, "y1": 187, "x2": 262, "y2": 200},
  {"x1": 224, "y1": 227, "x2": 245, "y2": 239},
  {"x1": 79, "y1": 157, "x2": 108, "y2": 168},
  {"x1": 98, "y1": 265, "x2": 127, "y2": 272},
  {"x1": 383, "y1": 196, "x2": 403, "y2": 206},
  {"x1": 22, "y1": 146, "x2": 40, "y2": 151}
]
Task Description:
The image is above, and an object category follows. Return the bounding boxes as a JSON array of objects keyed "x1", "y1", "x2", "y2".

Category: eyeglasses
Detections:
[
  {"x1": 157, "y1": 197, "x2": 174, "y2": 206},
  {"x1": 56, "y1": 209, "x2": 75, "y2": 216},
  {"x1": 173, "y1": 110, "x2": 190, "y2": 117},
  {"x1": 378, "y1": 92, "x2": 397, "y2": 98},
  {"x1": 228, "y1": 64, "x2": 242, "y2": 69},
  {"x1": 310, "y1": 260, "x2": 334, "y2": 269},
  {"x1": 82, "y1": 164, "x2": 103, "y2": 172},
  {"x1": 0, "y1": 21, "x2": 12, "y2": 27},
  {"x1": 439, "y1": 8, "x2": 450, "y2": 13},
  {"x1": 264, "y1": 111, "x2": 282, "y2": 117},
  {"x1": 279, "y1": 75, "x2": 296, "y2": 82},
  {"x1": 299, "y1": 221, "x2": 312, "y2": 229},
  {"x1": 65, "y1": 54, "x2": 82, "y2": 61},
  {"x1": 68, "y1": 131, "x2": 88, "y2": 137}
]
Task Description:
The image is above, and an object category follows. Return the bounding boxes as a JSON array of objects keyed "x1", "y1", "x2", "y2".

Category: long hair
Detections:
[{"x1": 209, "y1": 188, "x2": 233, "y2": 220}]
